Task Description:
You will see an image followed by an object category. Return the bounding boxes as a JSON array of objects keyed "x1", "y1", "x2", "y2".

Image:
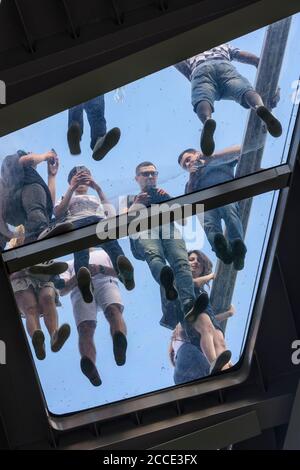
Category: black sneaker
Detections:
[
  {"x1": 117, "y1": 255, "x2": 135, "y2": 291},
  {"x1": 51, "y1": 324, "x2": 71, "y2": 352},
  {"x1": 256, "y1": 106, "x2": 282, "y2": 138},
  {"x1": 184, "y1": 292, "x2": 209, "y2": 323},
  {"x1": 210, "y1": 350, "x2": 232, "y2": 375},
  {"x1": 201, "y1": 118, "x2": 216, "y2": 156},
  {"x1": 92, "y1": 127, "x2": 121, "y2": 161},
  {"x1": 32, "y1": 330, "x2": 46, "y2": 361},
  {"x1": 214, "y1": 233, "x2": 233, "y2": 265},
  {"x1": 160, "y1": 266, "x2": 178, "y2": 301},
  {"x1": 28, "y1": 260, "x2": 69, "y2": 277},
  {"x1": 67, "y1": 122, "x2": 82, "y2": 155},
  {"x1": 80, "y1": 356, "x2": 102, "y2": 387},
  {"x1": 231, "y1": 239, "x2": 247, "y2": 271},
  {"x1": 77, "y1": 267, "x2": 94, "y2": 303},
  {"x1": 113, "y1": 332, "x2": 127, "y2": 366},
  {"x1": 38, "y1": 222, "x2": 74, "y2": 241}
]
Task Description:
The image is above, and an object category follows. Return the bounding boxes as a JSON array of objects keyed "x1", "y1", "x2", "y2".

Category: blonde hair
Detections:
[{"x1": 8, "y1": 225, "x2": 25, "y2": 249}]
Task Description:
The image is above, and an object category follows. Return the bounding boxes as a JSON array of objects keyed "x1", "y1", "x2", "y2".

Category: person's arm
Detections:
[
  {"x1": 19, "y1": 150, "x2": 56, "y2": 168},
  {"x1": 59, "y1": 275, "x2": 78, "y2": 297},
  {"x1": 175, "y1": 61, "x2": 192, "y2": 81},
  {"x1": 47, "y1": 157, "x2": 59, "y2": 206},
  {"x1": 85, "y1": 176, "x2": 116, "y2": 218},
  {"x1": 54, "y1": 171, "x2": 86, "y2": 220},
  {"x1": 215, "y1": 304, "x2": 236, "y2": 323},
  {"x1": 203, "y1": 144, "x2": 241, "y2": 166},
  {"x1": 234, "y1": 50, "x2": 260, "y2": 68},
  {"x1": 193, "y1": 273, "x2": 215, "y2": 289}
]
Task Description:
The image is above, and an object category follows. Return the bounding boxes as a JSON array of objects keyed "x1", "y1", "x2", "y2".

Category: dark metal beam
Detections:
[
  {"x1": 1, "y1": 0, "x2": 299, "y2": 136},
  {"x1": 2, "y1": 164, "x2": 291, "y2": 274}
]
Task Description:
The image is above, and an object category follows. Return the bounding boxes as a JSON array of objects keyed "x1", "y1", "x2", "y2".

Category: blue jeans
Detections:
[
  {"x1": 204, "y1": 203, "x2": 244, "y2": 252},
  {"x1": 191, "y1": 59, "x2": 253, "y2": 113},
  {"x1": 136, "y1": 224, "x2": 195, "y2": 315},
  {"x1": 68, "y1": 95, "x2": 107, "y2": 150},
  {"x1": 174, "y1": 342, "x2": 210, "y2": 385},
  {"x1": 72, "y1": 216, "x2": 124, "y2": 276}
]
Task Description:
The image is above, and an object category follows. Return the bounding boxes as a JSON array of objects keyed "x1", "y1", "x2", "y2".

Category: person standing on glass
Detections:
[{"x1": 67, "y1": 95, "x2": 121, "y2": 161}]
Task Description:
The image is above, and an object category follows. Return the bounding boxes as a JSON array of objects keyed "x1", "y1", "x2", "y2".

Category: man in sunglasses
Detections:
[{"x1": 125, "y1": 161, "x2": 209, "y2": 323}]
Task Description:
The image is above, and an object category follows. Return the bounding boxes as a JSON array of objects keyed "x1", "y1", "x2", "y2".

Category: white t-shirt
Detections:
[
  {"x1": 55, "y1": 194, "x2": 105, "y2": 222},
  {"x1": 61, "y1": 249, "x2": 114, "y2": 298}
]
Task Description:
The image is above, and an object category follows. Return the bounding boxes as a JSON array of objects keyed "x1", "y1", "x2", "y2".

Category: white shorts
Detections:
[{"x1": 71, "y1": 277, "x2": 124, "y2": 327}]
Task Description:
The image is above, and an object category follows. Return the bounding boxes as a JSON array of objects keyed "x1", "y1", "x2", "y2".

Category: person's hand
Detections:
[
  {"x1": 69, "y1": 171, "x2": 88, "y2": 190},
  {"x1": 133, "y1": 193, "x2": 150, "y2": 206},
  {"x1": 255, "y1": 57, "x2": 260, "y2": 68},
  {"x1": 209, "y1": 272, "x2": 216, "y2": 281},
  {"x1": 47, "y1": 156, "x2": 59, "y2": 176},
  {"x1": 85, "y1": 175, "x2": 101, "y2": 192},
  {"x1": 156, "y1": 188, "x2": 169, "y2": 197},
  {"x1": 43, "y1": 150, "x2": 57, "y2": 161}
]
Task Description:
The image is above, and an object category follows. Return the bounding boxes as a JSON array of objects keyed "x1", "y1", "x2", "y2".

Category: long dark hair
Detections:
[{"x1": 188, "y1": 249, "x2": 213, "y2": 277}]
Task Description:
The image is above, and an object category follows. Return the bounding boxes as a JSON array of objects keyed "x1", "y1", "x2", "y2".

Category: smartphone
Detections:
[{"x1": 50, "y1": 148, "x2": 57, "y2": 165}]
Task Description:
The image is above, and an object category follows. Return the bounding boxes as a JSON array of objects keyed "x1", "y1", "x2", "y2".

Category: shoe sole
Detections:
[
  {"x1": 113, "y1": 332, "x2": 127, "y2": 366},
  {"x1": 38, "y1": 222, "x2": 74, "y2": 241},
  {"x1": 232, "y1": 240, "x2": 247, "y2": 271},
  {"x1": 210, "y1": 350, "x2": 232, "y2": 375},
  {"x1": 29, "y1": 261, "x2": 69, "y2": 276},
  {"x1": 160, "y1": 266, "x2": 178, "y2": 301},
  {"x1": 32, "y1": 330, "x2": 46, "y2": 361},
  {"x1": 92, "y1": 128, "x2": 121, "y2": 161},
  {"x1": 184, "y1": 292, "x2": 209, "y2": 323},
  {"x1": 80, "y1": 357, "x2": 102, "y2": 387},
  {"x1": 214, "y1": 233, "x2": 232, "y2": 265},
  {"x1": 201, "y1": 119, "x2": 216, "y2": 156},
  {"x1": 256, "y1": 106, "x2": 282, "y2": 137},
  {"x1": 77, "y1": 268, "x2": 94, "y2": 303},
  {"x1": 117, "y1": 256, "x2": 135, "y2": 291},
  {"x1": 67, "y1": 125, "x2": 81, "y2": 155},
  {"x1": 51, "y1": 324, "x2": 71, "y2": 352}
]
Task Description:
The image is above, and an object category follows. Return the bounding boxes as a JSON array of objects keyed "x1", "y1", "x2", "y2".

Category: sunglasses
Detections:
[{"x1": 138, "y1": 171, "x2": 158, "y2": 177}]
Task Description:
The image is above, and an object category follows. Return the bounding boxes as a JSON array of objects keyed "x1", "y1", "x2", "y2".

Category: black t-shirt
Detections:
[{"x1": 1, "y1": 150, "x2": 53, "y2": 217}]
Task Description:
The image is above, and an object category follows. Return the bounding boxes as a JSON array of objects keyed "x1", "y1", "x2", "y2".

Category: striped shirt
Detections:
[{"x1": 175, "y1": 43, "x2": 240, "y2": 80}]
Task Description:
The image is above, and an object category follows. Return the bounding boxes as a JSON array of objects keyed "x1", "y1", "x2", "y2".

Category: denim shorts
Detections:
[
  {"x1": 191, "y1": 59, "x2": 254, "y2": 112},
  {"x1": 174, "y1": 342, "x2": 210, "y2": 385}
]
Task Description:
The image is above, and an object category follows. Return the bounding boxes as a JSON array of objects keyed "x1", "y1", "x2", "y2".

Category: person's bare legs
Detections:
[
  {"x1": 15, "y1": 287, "x2": 41, "y2": 337},
  {"x1": 104, "y1": 304, "x2": 127, "y2": 366},
  {"x1": 193, "y1": 313, "x2": 217, "y2": 364},
  {"x1": 195, "y1": 101, "x2": 216, "y2": 156},
  {"x1": 38, "y1": 287, "x2": 58, "y2": 337},
  {"x1": 243, "y1": 90, "x2": 264, "y2": 109},
  {"x1": 15, "y1": 287, "x2": 45, "y2": 360},
  {"x1": 78, "y1": 320, "x2": 97, "y2": 364},
  {"x1": 78, "y1": 320, "x2": 101, "y2": 386},
  {"x1": 243, "y1": 90, "x2": 282, "y2": 137},
  {"x1": 214, "y1": 329, "x2": 231, "y2": 370},
  {"x1": 39, "y1": 286, "x2": 70, "y2": 352}
]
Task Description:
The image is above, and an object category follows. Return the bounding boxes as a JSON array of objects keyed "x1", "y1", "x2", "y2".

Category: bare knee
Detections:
[
  {"x1": 195, "y1": 314, "x2": 215, "y2": 336},
  {"x1": 39, "y1": 290, "x2": 55, "y2": 307},
  {"x1": 78, "y1": 320, "x2": 96, "y2": 338}
]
